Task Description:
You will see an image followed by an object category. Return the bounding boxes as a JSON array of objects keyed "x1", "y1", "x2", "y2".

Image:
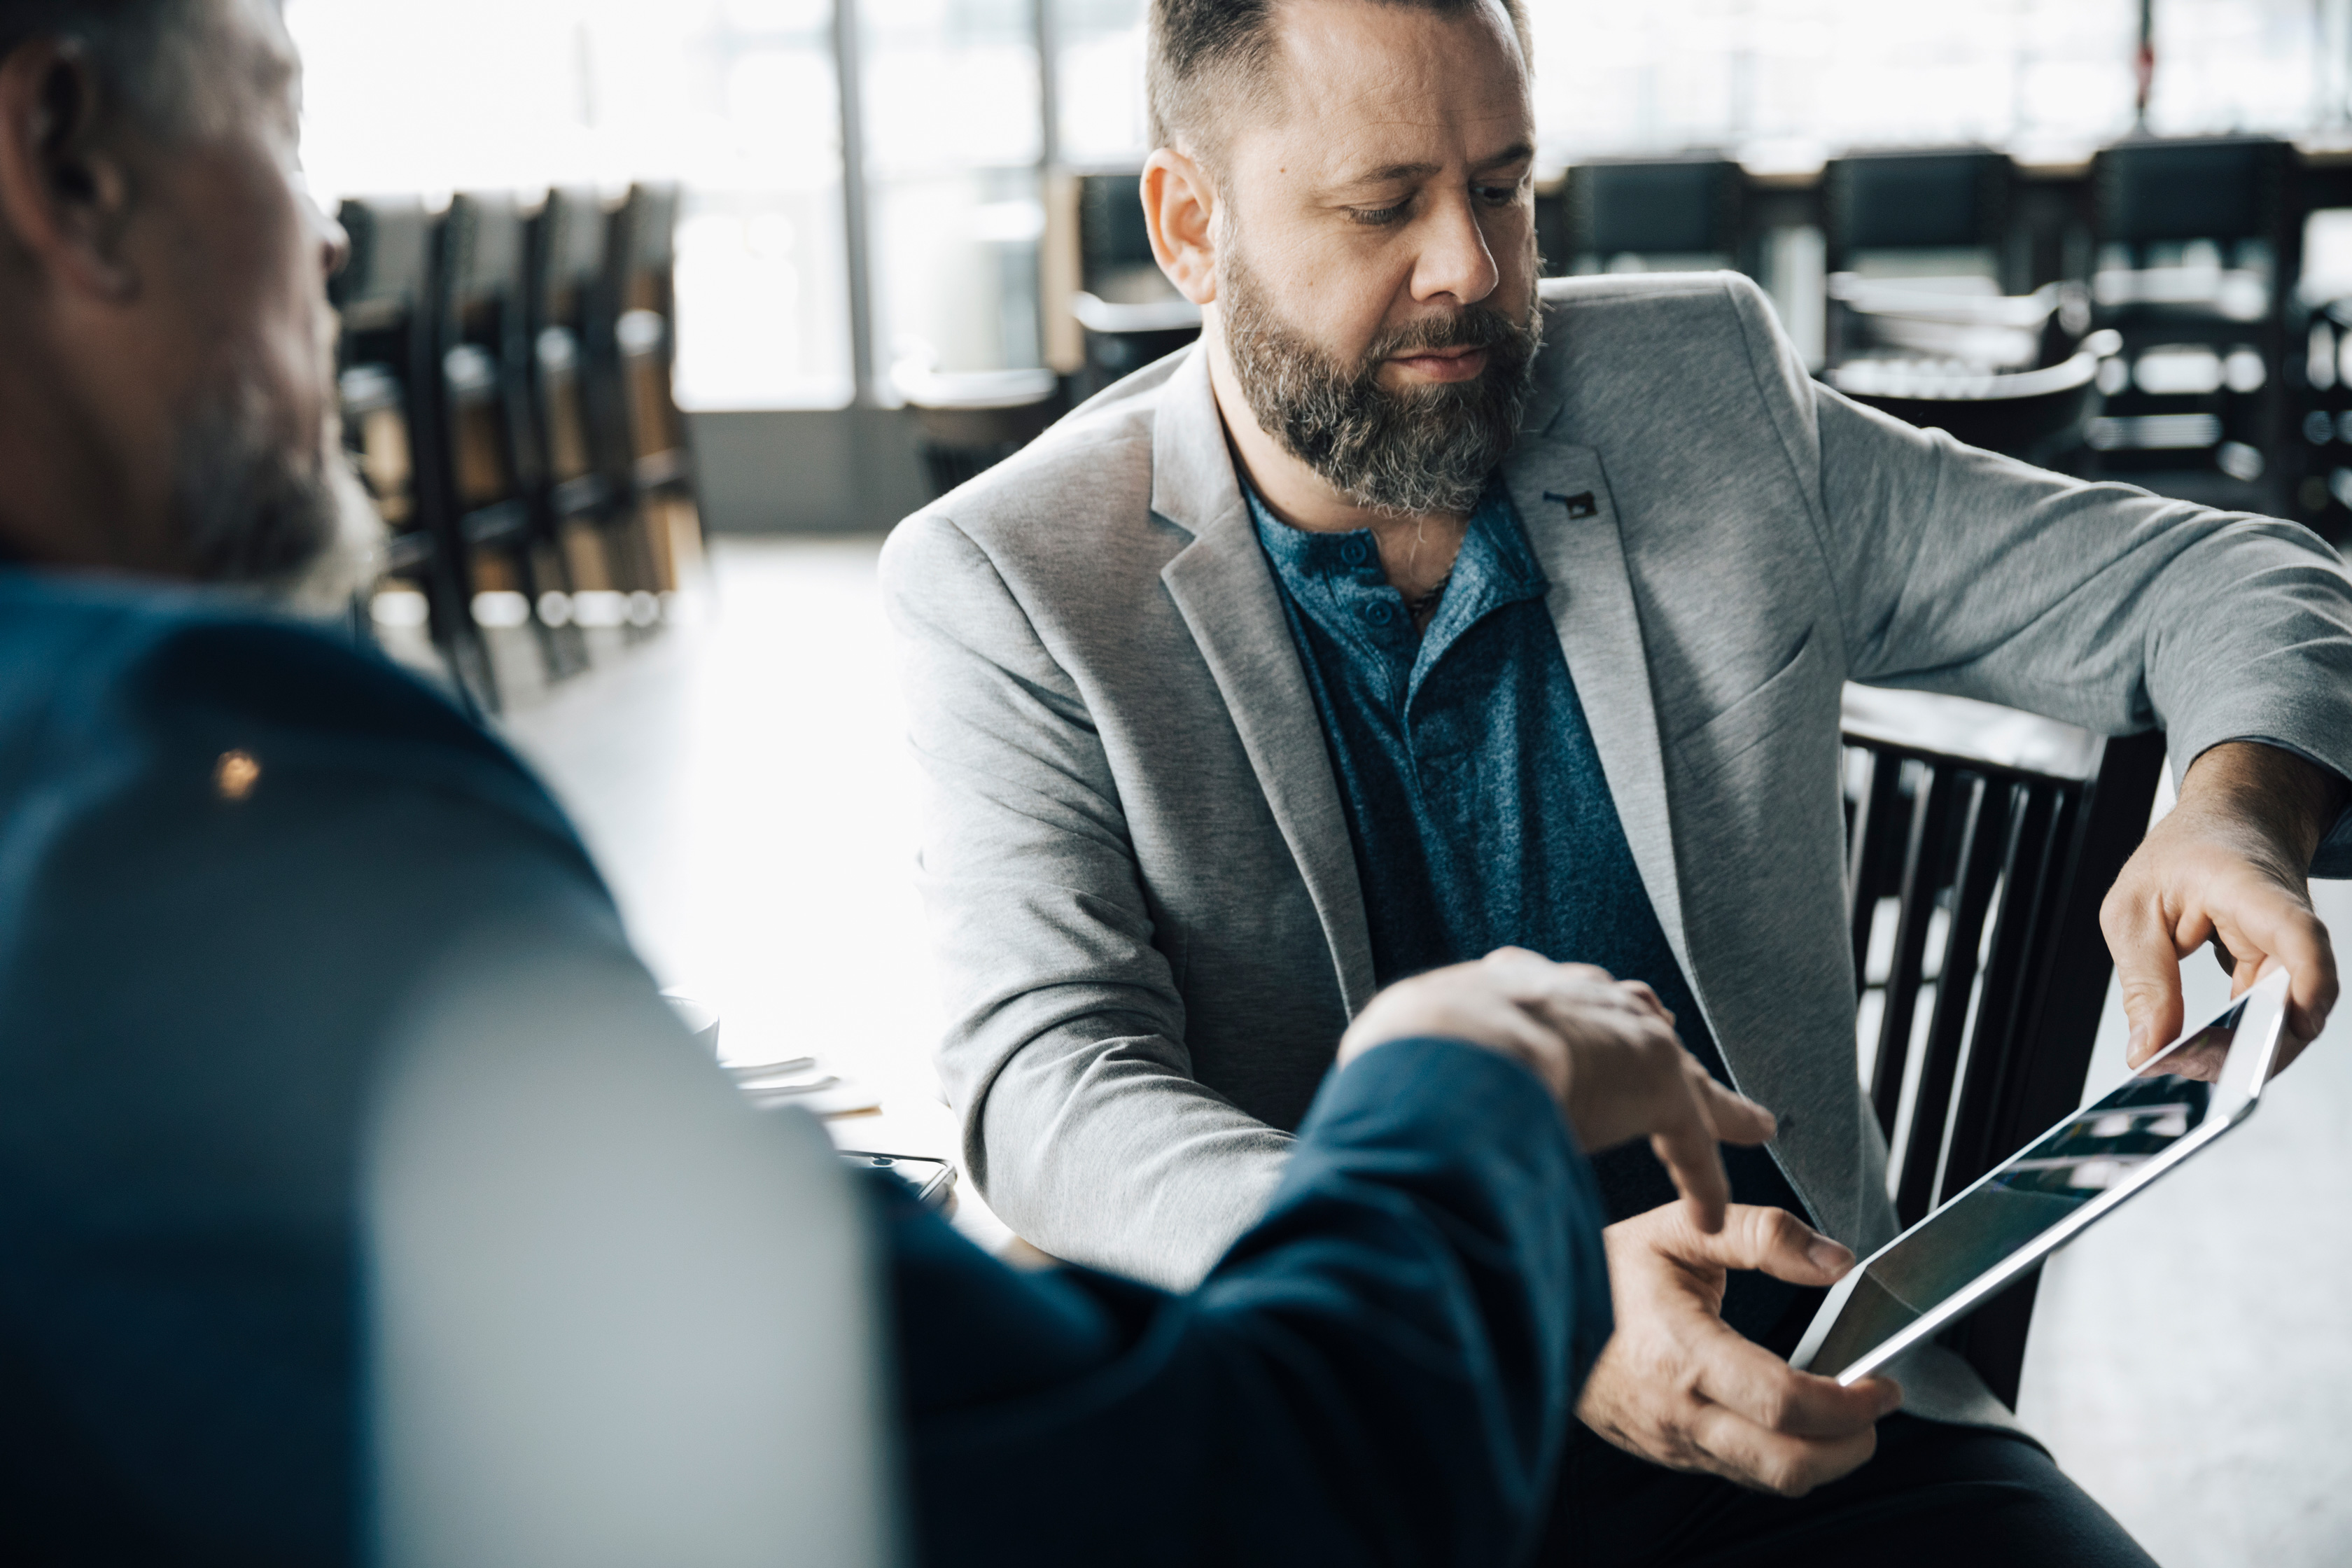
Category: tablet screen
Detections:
[{"x1": 1801, "y1": 997, "x2": 2247, "y2": 1380}]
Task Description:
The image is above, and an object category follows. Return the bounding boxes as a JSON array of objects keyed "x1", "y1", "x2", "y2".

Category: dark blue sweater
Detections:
[{"x1": 0, "y1": 568, "x2": 1613, "y2": 1567}]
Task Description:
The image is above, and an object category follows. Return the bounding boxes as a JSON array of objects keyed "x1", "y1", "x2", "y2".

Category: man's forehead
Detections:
[
  {"x1": 1245, "y1": 0, "x2": 1531, "y2": 178},
  {"x1": 233, "y1": 0, "x2": 300, "y2": 87},
  {"x1": 197, "y1": 0, "x2": 300, "y2": 129}
]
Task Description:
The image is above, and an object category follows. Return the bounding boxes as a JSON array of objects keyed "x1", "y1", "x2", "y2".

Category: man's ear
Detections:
[
  {"x1": 1142, "y1": 147, "x2": 1218, "y2": 307},
  {"x1": 0, "y1": 38, "x2": 139, "y2": 300}
]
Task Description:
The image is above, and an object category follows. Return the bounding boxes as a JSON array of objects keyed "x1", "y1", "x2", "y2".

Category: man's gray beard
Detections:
[
  {"x1": 1221, "y1": 246, "x2": 1542, "y2": 517},
  {"x1": 172, "y1": 374, "x2": 384, "y2": 617}
]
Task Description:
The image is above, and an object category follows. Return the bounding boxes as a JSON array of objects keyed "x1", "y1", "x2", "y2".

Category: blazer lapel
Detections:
[
  {"x1": 1507, "y1": 433, "x2": 1862, "y2": 1238},
  {"x1": 1153, "y1": 351, "x2": 1380, "y2": 1014},
  {"x1": 1503, "y1": 436, "x2": 1695, "y2": 984}
]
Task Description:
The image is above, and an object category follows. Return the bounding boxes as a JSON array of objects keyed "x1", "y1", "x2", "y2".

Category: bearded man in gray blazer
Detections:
[{"x1": 881, "y1": 0, "x2": 2352, "y2": 1557}]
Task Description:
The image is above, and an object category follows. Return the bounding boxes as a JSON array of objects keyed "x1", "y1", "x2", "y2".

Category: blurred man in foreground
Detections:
[{"x1": 0, "y1": 2, "x2": 1781, "y2": 1563}]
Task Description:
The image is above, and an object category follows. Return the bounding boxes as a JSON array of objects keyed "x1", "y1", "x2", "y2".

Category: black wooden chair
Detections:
[
  {"x1": 524, "y1": 187, "x2": 622, "y2": 615},
  {"x1": 332, "y1": 195, "x2": 490, "y2": 720},
  {"x1": 587, "y1": 182, "x2": 699, "y2": 612},
  {"x1": 1560, "y1": 155, "x2": 1748, "y2": 276},
  {"x1": 1822, "y1": 148, "x2": 2113, "y2": 468},
  {"x1": 1840, "y1": 685, "x2": 2166, "y2": 1406},
  {"x1": 430, "y1": 192, "x2": 592, "y2": 705},
  {"x1": 1070, "y1": 172, "x2": 1199, "y2": 400},
  {"x1": 2088, "y1": 134, "x2": 2303, "y2": 516},
  {"x1": 896, "y1": 363, "x2": 1063, "y2": 498},
  {"x1": 1826, "y1": 331, "x2": 2120, "y2": 468}
]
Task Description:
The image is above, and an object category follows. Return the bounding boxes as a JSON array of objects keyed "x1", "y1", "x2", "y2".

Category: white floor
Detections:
[{"x1": 494, "y1": 536, "x2": 2352, "y2": 1567}]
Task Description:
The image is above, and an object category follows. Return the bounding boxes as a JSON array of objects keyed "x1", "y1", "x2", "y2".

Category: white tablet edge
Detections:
[{"x1": 1790, "y1": 968, "x2": 2290, "y2": 1385}]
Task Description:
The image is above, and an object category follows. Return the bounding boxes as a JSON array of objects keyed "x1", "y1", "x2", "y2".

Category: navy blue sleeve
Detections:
[{"x1": 883, "y1": 1036, "x2": 1613, "y2": 1568}]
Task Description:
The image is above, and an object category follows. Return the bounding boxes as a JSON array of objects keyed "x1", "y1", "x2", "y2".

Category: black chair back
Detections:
[
  {"x1": 1077, "y1": 172, "x2": 1156, "y2": 290},
  {"x1": 1562, "y1": 156, "x2": 1745, "y2": 271},
  {"x1": 2087, "y1": 136, "x2": 2301, "y2": 514},
  {"x1": 524, "y1": 188, "x2": 617, "y2": 592},
  {"x1": 331, "y1": 197, "x2": 436, "y2": 542},
  {"x1": 1823, "y1": 149, "x2": 2025, "y2": 375},
  {"x1": 433, "y1": 192, "x2": 587, "y2": 697},
  {"x1": 1842, "y1": 690, "x2": 2165, "y2": 1406},
  {"x1": 1825, "y1": 148, "x2": 2011, "y2": 271},
  {"x1": 587, "y1": 183, "x2": 696, "y2": 603},
  {"x1": 1071, "y1": 171, "x2": 1198, "y2": 398},
  {"x1": 437, "y1": 193, "x2": 536, "y2": 519},
  {"x1": 332, "y1": 196, "x2": 490, "y2": 719},
  {"x1": 2094, "y1": 135, "x2": 2297, "y2": 255}
]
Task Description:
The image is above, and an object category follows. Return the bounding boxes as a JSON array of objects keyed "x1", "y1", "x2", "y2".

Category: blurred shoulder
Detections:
[{"x1": 0, "y1": 569, "x2": 582, "y2": 862}]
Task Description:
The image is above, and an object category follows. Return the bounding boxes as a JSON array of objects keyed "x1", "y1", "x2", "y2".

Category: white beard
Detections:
[{"x1": 260, "y1": 416, "x2": 388, "y2": 620}]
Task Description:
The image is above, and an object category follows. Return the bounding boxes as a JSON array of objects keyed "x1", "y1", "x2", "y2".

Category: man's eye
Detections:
[
  {"x1": 1350, "y1": 201, "x2": 1411, "y2": 226},
  {"x1": 1475, "y1": 183, "x2": 1523, "y2": 206}
]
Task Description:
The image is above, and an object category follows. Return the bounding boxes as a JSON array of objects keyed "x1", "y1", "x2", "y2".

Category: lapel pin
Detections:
[{"x1": 1544, "y1": 490, "x2": 1598, "y2": 519}]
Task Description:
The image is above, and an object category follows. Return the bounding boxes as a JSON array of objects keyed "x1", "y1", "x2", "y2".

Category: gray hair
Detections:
[
  {"x1": 0, "y1": 0, "x2": 216, "y2": 136},
  {"x1": 1146, "y1": 0, "x2": 1530, "y2": 162}
]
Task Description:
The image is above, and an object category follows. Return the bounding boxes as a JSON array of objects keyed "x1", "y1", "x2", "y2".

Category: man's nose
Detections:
[
  {"x1": 319, "y1": 208, "x2": 352, "y2": 279},
  {"x1": 1410, "y1": 191, "x2": 1499, "y2": 307},
  {"x1": 308, "y1": 188, "x2": 351, "y2": 279}
]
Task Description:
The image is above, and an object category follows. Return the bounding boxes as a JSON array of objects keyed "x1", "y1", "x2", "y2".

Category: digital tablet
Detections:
[{"x1": 1790, "y1": 967, "x2": 2291, "y2": 1385}]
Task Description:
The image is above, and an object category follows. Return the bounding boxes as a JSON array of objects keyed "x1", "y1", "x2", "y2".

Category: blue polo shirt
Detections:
[{"x1": 1249, "y1": 478, "x2": 1814, "y2": 1343}]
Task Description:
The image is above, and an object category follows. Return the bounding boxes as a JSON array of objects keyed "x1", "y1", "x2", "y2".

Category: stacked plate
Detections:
[
  {"x1": 724, "y1": 1054, "x2": 883, "y2": 1119},
  {"x1": 664, "y1": 990, "x2": 882, "y2": 1118}
]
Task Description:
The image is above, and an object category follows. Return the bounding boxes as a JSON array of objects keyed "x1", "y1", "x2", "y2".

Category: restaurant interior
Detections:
[{"x1": 289, "y1": 2, "x2": 2352, "y2": 1561}]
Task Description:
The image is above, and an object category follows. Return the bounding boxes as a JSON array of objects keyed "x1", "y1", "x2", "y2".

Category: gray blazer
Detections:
[{"x1": 881, "y1": 272, "x2": 2352, "y2": 1428}]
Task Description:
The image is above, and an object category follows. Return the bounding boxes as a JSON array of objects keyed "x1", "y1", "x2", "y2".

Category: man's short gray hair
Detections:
[
  {"x1": 1146, "y1": 0, "x2": 1530, "y2": 164},
  {"x1": 0, "y1": 0, "x2": 211, "y2": 136}
]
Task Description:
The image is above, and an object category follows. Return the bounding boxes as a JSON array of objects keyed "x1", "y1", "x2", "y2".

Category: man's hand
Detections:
[
  {"x1": 2101, "y1": 741, "x2": 2347, "y2": 1078},
  {"x1": 1336, "y1": 948, "x2": 1775, "y2": 1233},
  {"x1": 1574, "y1": 1204, "x2": 1901, "y2": 1497}
]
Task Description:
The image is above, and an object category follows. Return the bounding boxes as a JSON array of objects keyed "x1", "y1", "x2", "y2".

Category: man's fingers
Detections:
[
  {"x1": 2208, "y1": 891, "x2": 2338, "y2": 1049},
  {"x1": 1646, "y1": 1203, "x2": 1856, "y2": 1284},
  {"x1": 1656, "y1": 1053, "x2": 1782, "y2": 1233},
  {"x1": 1616, "y1": 979, "x2": 1674, "y2": 1026},
  {"x1": 1681, "y1": 1399, "x2": 1881, "y2": 1497},
  {"x1": 2103, "y1": 890, "x2": 2191, "y2": 1068},
  {"x1": 1652, "y1": 1123, "x2": 1732, "y2": 1236},
  {"x1": 1698, "y1": 1077, "x2": 1776, "y2": 1145},
  {"x1": 1686, "y1": 1323, "x2": 1898, "y2": 1438}
]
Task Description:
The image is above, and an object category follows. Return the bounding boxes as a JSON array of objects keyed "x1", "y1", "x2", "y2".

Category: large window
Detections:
[
  {"x1": 860, "y1": 0, "x2": 1046, "y2": 385},
  {"x1": 290, "y1": 0, "x2": 2352, "y2": 410},
  {"x1": 289, "y1": 0, "x2": 854, "y2": 409}
]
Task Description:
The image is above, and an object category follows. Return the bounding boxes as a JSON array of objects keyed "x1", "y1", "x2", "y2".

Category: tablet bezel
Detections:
[{"x1": 1789, "y1": 968, "x2": 2290, "y2": 1385}]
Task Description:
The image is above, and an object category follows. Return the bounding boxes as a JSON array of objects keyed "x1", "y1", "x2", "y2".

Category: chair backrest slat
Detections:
[
  {"x1": 1869, "y1": 762, "x2": 1958, "y2": 1135},
  {"x1": 1846, "y1": 748, "x2": 1907, "y2": 988},
  {"x1": 1893, "y1": 771, "x2": 2008, "y2": 1223}
]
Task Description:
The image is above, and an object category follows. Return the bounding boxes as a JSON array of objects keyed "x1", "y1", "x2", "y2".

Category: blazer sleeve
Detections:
[
  {"x1": 886, "y1": 1037, "x2": 1614, "y2": 1568},
  {"x1": 880, "y1": 511, "x2": 1294, "y2": 1287},
  {"x1": 1721, "y1": 276, "x2": 2352, "y2": 876}
]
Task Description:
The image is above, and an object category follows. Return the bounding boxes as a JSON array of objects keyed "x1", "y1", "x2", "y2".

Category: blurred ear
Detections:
[
  {"x1": 1142, "y1": 148, "x2": 1219, "y2": 307},
  {"x1": 0, "y1": 38, "x2": 140, "y2": 300}
]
